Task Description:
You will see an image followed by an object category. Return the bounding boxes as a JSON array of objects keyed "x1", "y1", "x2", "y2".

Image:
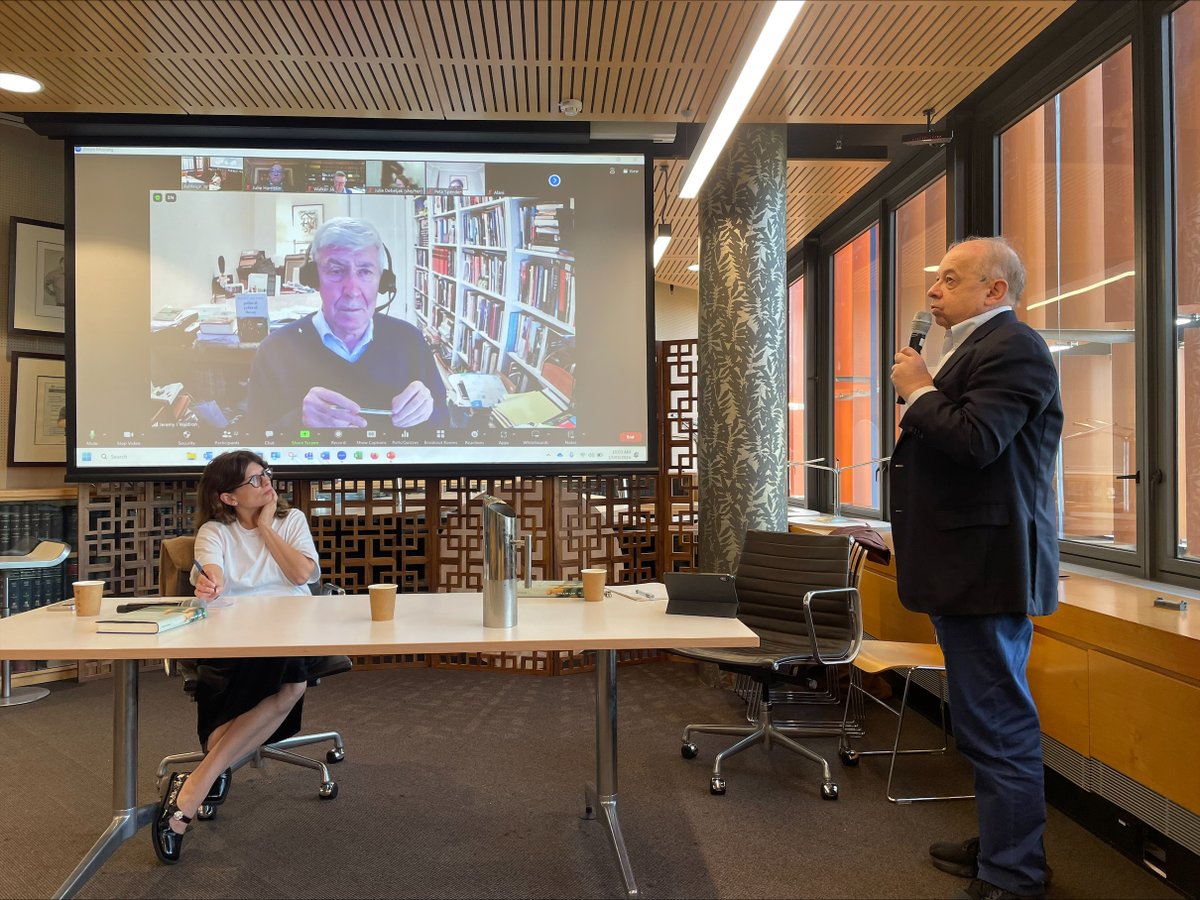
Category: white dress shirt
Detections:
[{"x1": 906, "y1": 306, "x2": 1015, "y2": 406}]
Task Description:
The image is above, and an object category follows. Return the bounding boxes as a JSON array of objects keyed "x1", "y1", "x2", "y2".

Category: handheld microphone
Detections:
[
  {"x1": 897, "y1": 311, "x2": 934, "y2": 405},
  {"x1": 908, "y1": 310, "x2": 933, "y2": 352}
]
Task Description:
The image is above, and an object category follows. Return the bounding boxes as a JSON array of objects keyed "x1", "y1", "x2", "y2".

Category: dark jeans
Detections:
[{"x1": 931, "y1": 612, "x2": 1048, "y2": 895}]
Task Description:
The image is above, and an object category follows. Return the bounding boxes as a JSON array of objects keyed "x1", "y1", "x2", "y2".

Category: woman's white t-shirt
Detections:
[{"x1": 192, "y1": 508, "x2": 319, "y2": 598}]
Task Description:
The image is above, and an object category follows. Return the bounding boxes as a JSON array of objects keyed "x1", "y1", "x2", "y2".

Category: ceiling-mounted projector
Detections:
[{"x1": 902, "y1": 108, "x2": 952, "y2": 147}]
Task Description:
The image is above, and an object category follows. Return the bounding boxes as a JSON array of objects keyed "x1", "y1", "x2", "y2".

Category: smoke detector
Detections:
[{"x1": 558, "y1": 98, "x2": 583, "y2": 117}]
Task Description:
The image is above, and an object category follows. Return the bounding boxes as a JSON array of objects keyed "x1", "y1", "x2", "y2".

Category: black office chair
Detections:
[
  {"x1": 154, "y1": 535, "x2": 350, "y2": 816},
  {"x1": 673, "y1": 531, "x2": 863, "y2": 799}
]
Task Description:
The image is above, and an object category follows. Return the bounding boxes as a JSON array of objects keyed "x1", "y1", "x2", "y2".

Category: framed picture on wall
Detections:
[
  {"x1": 8, "y1": 217, "x2": 66, "y2": 337},
  {"x1": 292, "y1": 204, "x2": 323, "y2": 242},
  {"x1": 8, "y1": 352, "x2": 67, "y2": 466}
]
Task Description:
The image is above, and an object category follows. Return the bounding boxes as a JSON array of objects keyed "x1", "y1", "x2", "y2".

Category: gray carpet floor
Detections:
[{"x1": 0, "y1": 662, "x2": 1181, "y2": 899}]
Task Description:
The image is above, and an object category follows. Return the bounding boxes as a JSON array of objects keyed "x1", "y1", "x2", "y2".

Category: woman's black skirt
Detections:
[{"x1": 193, "y1": 656, "x2": 313, "y2": 749}]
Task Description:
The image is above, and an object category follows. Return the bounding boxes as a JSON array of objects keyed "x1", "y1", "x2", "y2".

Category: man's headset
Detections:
[{"x1": 298, "y1": 240, "x2": 398, "y2": 312}]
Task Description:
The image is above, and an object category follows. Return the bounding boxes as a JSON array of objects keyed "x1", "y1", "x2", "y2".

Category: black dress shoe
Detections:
[
  {"x1": 930, "y1": 836, "x2": 980, "y2": 878},
  {"x1": 959, "y1": 877, "x2": 1046, "y2": 900},
  {"x1": 931, "y1": 837, "x2": 1053, "y2": 886},
  {"x1": 152, "y1": 772, "x2": 193, "y2": 864},
  {"x1": 205, "y1": 768, "x2": 232, "y2": 805}
]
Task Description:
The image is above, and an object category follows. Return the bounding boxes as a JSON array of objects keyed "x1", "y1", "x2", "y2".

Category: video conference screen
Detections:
[{"x1": 69, "y1": 145, "x2": 653, "y2": 478}]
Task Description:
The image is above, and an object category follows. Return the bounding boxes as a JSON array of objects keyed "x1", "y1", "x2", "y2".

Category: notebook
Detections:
[
  {"x1": 96, "y1": 605, "x2": 207, "y2": 634},
  {"x1": 663, "y1": 572, "x2": 739, "y2": 618}
]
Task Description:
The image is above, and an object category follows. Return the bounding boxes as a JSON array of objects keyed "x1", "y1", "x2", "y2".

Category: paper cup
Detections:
[
  {"x1": 73, "y1": 580, "x2": 104, "y2": 617},
  {"x1": 581, "y1": 568, "x2": 606, "y2": 602},
  {"x1": 368, "y1": 583, "x2": 397, "y2": 621}
]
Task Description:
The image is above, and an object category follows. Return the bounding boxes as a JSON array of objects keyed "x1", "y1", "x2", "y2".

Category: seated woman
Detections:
[{"x1": 153, "y1": 449, "x2": 321, "y2": 864}]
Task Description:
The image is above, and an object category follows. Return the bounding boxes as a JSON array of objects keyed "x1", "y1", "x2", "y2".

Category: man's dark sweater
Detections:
[{"x1": 246, "y1": 314, "x2": 449, "y2": 431}]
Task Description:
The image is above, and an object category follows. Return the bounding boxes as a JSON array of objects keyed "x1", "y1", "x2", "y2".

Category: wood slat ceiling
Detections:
[
  {"x1": 0, "y1": 0, "x2": 1072, "y2": 288},
  {"x1": 653, "y1": 157, "x2": 889, "y2": 289}
]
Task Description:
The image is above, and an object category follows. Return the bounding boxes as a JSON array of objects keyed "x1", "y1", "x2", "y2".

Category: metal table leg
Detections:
[
  {"x1": 583, "y1": 649, "x2": 638, "y2": 896},
  {"x1": 53, "y1": 660, "x2": 158, "y2": 899}
]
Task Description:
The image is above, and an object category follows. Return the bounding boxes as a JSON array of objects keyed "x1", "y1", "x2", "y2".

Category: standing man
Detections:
[
  {"x1": 247, "y1": 217, "x2": 448, "y2": 431},
  {"x1": 890, "y1": 236, "x2": 1062, "y2": 900}
]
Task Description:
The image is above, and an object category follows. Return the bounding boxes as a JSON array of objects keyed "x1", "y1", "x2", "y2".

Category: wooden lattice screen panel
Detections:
[
  {"x1": 75, "y1": 341, "x2": 701, "y2": 674},
  {"x1": 658, "y1": 339, "x2": 699, "y2": 574}
]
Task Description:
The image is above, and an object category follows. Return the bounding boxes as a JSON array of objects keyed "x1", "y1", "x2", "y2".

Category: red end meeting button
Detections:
[{"x1": 618, "y1": 431, "x2": 642, "y2": 443}]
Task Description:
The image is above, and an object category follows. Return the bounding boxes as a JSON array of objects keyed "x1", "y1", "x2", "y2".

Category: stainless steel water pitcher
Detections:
[{"x1": 480, "y1": 495, "x2": 529, "y2": 628}]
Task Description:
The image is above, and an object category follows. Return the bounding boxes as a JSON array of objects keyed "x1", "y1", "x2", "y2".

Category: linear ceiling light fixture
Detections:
[
  {"x1": 652, "y1": 164, "x2": 672, "y2": 268},
  {"x1": 678, "y1": 1, "x2": 805, "y2": 199},
  {"x1": 1025, "y1": 270, "x2": 1136, "y2": 311}
]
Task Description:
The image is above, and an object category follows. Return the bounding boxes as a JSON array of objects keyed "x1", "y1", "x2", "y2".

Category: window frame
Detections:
[{"x1": 794, "y1": 0, "x2": 1200, "y2": 590}]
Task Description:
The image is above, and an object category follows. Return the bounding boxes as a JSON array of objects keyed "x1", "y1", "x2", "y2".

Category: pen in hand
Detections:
[{"x1": 192, "y1": 559, "x2": 217, "y2": 604}]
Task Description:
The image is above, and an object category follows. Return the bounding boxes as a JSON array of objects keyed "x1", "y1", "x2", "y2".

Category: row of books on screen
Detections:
[
  {"x1": 462, "y1": 250, "x2": 506, "y2": 293},
  {"x1": 518, "y1": 259, "x2": 575, "y2": 325},
  {"x1": 0, "y1": 502, "x2": 77, "y2": 555},
  {"x1": 517, "y1": 201, "x2": 573, "y2": 253},
  {"x1": 463, "y1": 290, "x2": 503, "y2": 340},
  {"x1": 433, "y1": 217, "x2": 457, "y2": 243},
  {"x1": 508, "y1": 314, "x2": 558, "y2": 368},
  {"x1": 459, "y1": 331, "x2": 500, "y2": 372},
  {"x1": 1, "y1": 560, "x2": 78, "y2": 614},
  {"x1": 432, "y1": 246, "x2": 455, "y2": 275},
  {"x1": 463, "y1": 206, "x2": 507, "y2": 247}
]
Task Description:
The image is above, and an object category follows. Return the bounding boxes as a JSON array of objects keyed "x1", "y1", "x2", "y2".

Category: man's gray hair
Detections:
[
  {"x1": 951, "y1": 235, "x2": 1026, "y2": 304},
  {"x1": 312, "y1": 217, "x2": 384, "y2": 266}
]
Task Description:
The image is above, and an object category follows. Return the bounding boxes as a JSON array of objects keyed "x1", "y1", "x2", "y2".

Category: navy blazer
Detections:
[{"x1": 889, "y1": 311, "x2": 1063, "y2": 617}]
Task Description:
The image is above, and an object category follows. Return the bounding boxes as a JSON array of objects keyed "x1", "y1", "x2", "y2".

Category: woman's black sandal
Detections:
[{"x1": 152, "y1": 771, "x2": 193, "y2": 863}]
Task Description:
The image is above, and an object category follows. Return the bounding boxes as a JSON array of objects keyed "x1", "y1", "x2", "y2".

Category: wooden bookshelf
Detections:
[{"x1": 0, "y1": 488, "x2": 80, "y2": 687}]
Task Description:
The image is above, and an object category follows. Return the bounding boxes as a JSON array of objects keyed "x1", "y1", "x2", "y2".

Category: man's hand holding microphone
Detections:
[{"x1": 893, "y1": 310, "x2": 934, "y2": 404}]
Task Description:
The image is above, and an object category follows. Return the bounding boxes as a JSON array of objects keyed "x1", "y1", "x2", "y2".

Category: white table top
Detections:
[{"x1": 0, "y1": 592, "x2": 758, "y2": 660}]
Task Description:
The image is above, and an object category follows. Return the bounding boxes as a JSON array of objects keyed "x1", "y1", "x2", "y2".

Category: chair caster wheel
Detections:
[
  {"x1": 196, "y1": 802, "x2": 216, "y2": 820},
  {"x1": 326, "y1": 747, "x2": 345, "y2": 764},
  {"x1": 839, "y1": 748, "x2": 860, "y2": 766},
  {"x1": 821, "y1": 782, "x2": 839, "y2": 801},
  {"x1": 319, "y1": 781, "x2": 338, "y2": 800},
  {"x1": 710, "y1": 776, "x2": 726, "y2": 795},
  {"x1": 681, "y1": 742, "x2": 698, "y2": 760}
]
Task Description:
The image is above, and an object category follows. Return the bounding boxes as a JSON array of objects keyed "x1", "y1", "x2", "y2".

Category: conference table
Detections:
[{"x1": 0, "y1": 590, "x2": 757, "y2": 898}]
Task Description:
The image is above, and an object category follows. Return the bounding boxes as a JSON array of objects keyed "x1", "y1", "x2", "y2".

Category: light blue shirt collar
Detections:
[{"x1": 312, "y1": 310, "x2": 373, "y2": 363}]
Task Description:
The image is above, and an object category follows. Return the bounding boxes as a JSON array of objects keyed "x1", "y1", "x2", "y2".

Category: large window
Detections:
[
  {"x1": 894, "y1": 175, "x2": 948, "y2": 437},
  {"x1": 787, "y1": 275, "x2": 806, "y2": 502},
  {"x1": 832, "y1": 224, "x2": 880, "y2": 514},
  {"x1": 1172, "y1": 0, "x2": 1200, "y2": 563},
  {"x1": 1000, "y1": 44, "x2": 1136, "y2": 552}
]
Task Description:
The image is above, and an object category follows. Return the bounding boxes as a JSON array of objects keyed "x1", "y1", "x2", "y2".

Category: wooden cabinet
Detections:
[{"x1": 790, "y1": 519, "x2": 1200, "y2": 816}]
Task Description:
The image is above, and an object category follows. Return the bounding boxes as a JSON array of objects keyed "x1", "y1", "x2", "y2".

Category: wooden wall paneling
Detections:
[
  {"x1": 1028, "y1": 631, "x2": 1090, "y2": 756},
  {"x1": 1088, "y1": 651, "x2": 1200, "y2": 815}
]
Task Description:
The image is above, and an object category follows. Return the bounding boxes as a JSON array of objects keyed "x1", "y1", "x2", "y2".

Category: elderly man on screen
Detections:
[{"x1": 247, "y1": 217, "x2": 448, "y2": 431}]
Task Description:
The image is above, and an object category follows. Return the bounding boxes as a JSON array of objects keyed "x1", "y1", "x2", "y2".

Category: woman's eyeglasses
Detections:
[{"x1": 232, "y1": 467, "x2": 273, "y2": 490}]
